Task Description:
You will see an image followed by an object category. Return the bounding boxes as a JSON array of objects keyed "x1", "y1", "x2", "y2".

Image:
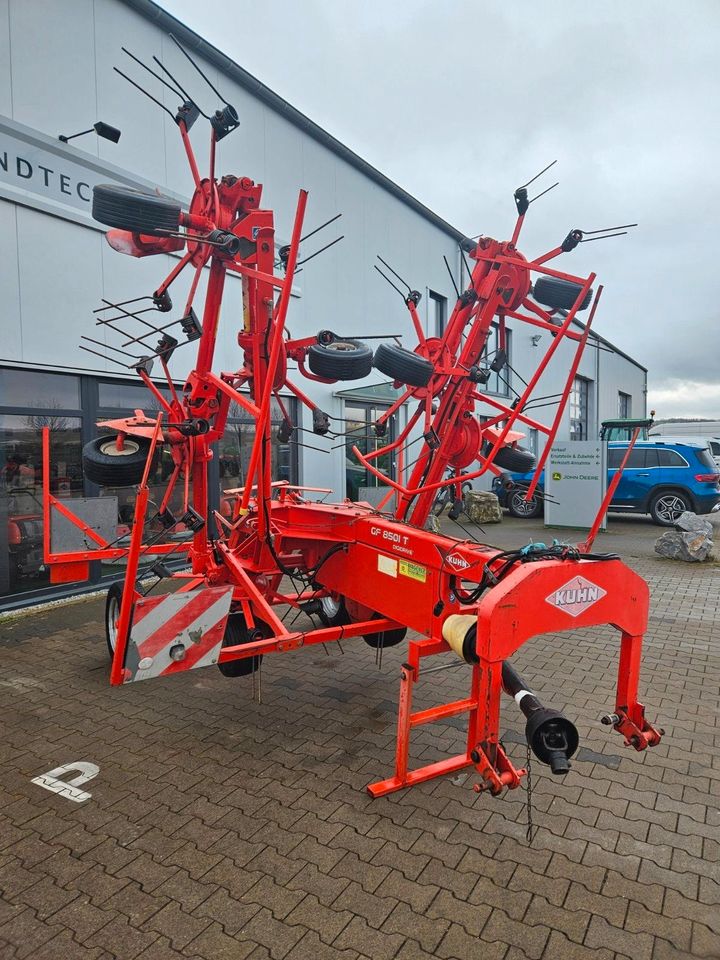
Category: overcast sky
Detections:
[{"x1": 161, "y1": 0, "x2": 720, "y2": 419}]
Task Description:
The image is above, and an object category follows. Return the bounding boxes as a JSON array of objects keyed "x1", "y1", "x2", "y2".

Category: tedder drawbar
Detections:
[{"x1": 43, "y1": 34, "x2": 662, "y2": 799}]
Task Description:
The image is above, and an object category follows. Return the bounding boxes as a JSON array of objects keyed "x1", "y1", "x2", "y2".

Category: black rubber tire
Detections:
[
  {"x1": 82, "y1": 435, "x2": 157, "y2": 487},
  {"x1": 318, "y1": 598, "x2": 405, "y2": 649},
  {"x1": 105, "y1": 582, "x2": 124, "y2": 661},
  {"x1": 532, "y1": 276, "x2": 592, "y2": 312},
  {"x1": 317, "y1": 595, "x2": 351, "y2": 628},
  {"x1": 363, "y1": 615, "x2": 407, "y2": 650},
  {"x1": 507, "y1": 488, "x2": 543, "y2": 519},
  {"x1": 92, "y1": 183, "x2": 181, "y2": 236},
  {"x1": 649, "y1": 489, "x2": 693, "y2": 527},
  {"x1": 217, "y1": 614, "x2": 269, "y2": 677},
  {"x1": 373, "y1": 342, "x2": 433, "y2": 388},
  {"x1": 489, "y1": 444, "x2": 536, "y2": 473},
  {"x1": 307, "y1": 339, "x2": 373, "y2": 380}
]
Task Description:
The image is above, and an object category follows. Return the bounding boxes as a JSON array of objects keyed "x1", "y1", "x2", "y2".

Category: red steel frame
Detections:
[{"x1": 42, "y1": 71, "x2": 662, "y2": 797}]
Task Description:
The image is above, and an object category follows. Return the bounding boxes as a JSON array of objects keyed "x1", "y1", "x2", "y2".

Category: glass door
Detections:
[{"x1": 344, "y1": 402, "x2": 395, "y2": 501}]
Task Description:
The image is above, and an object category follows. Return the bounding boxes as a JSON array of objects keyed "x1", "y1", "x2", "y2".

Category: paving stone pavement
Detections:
[{"x1": 0, "y1": 526, "x2": 718, "y2": 959}]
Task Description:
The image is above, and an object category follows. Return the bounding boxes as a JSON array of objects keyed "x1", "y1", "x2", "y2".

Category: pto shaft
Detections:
[
  {"x1": 502, "y1": 661, "x2": 579, "y2": 774},
  {"x1": 442, "y1": 616, "x2": 580, "y2": 774}
]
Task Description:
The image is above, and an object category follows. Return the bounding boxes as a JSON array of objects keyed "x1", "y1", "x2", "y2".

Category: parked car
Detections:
[
  {"x1": 7, "y1": 511, "x2": 44, "y2": 583},
  {"x1": 493, "y1": 439, "x2": 720, "y2": 525}
]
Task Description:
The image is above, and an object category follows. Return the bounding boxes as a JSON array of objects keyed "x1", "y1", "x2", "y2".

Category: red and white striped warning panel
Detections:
[{"x1": 122, "y1": 586, "x2": 234, "y2": 683}]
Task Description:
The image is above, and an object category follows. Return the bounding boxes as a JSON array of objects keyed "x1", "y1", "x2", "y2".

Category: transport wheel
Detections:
[
  {"x1": 307, "y1": 339, "x2": 373, "y2": 380},
  {"x1": 508, "y1": 488, "x2": 543, "y2": 519},
  {"x1": 217, "y1": 613, "x2": 269, "y2": 677},
  {"x1": 373, "y1": 342, "x2": 434, "y2": 388},
  {"x1": 649, "y1": 490, "x2": 692, "y2": 526},
  {"x1": 487, "y1": 444, "x2": 536, "y2": 473},
  {"x1": 105, "y1": 582, "x2": 124, "y2": 661},
  {"x1": 363, "y1": 616, "x2": 407, "y2": 649},
  {"x1": 319, "y1": 597, "x2": 406, "y2": 649},
  {"x1": 317, "y1": 594, "x2": 350, "y2": 627},
  {"x1": 82, "y1": 435, "x2": 156, "y2": 487},
  {"x1": 532, "y1": 276, "x2": 592, "y2": 312},
  {"x1": 92, "y1": 183, "x2": 182, "y2": 236}
]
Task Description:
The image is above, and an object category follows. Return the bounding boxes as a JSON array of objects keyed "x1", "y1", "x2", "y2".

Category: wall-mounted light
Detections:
[
  {"x1": 59, "y1": 121, "x2": 121, "y2": 144},
  {"x1": 530, "y1": 334, "x2": 542, "y2": 347}
]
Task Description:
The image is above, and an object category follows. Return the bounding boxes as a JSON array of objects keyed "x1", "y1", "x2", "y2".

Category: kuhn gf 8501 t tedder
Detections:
[{"x1": 43, "y1": 35, "x2": 662, "y2": 798}]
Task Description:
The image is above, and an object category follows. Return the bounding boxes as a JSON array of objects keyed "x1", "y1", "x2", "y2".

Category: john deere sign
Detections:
[{"x1": 545, "y1": 441, "x2": 607, "y2": 529}]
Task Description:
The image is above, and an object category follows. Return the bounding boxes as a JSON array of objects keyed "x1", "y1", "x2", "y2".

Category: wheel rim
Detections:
[
  {"x1": 107, "y1": 594, "x2": 120, "y2": 652},
  {"x1": 99, "y1": 438, "x2": 141, "y2": 458},
  {"x1": 655, "y1": 495, "x2": 687, "y2": 523},
  {"x1": 320, "y1": 596, "x2": 342, "y2": 619},
  {"x1": 326, "y1": 341, "x2": 356, "y2": 353},
  {"x1": 511, "y1": 492, "x2": 537, "y2": 516}
]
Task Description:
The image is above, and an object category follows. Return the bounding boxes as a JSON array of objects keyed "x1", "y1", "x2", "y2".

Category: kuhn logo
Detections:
[
  {"x1": 446, "y1": 553, "x2": 470, "y2": 570},
  {"x1": 546, "y1": 575, "x2": 606, "y2": 618}
]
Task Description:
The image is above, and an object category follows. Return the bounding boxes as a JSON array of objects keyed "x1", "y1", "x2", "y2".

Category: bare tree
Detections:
[{"x1": 25, "y1": 401, "x2": 69, "y2": 433}]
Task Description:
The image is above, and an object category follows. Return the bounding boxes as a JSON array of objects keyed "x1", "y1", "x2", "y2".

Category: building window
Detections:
[
  {"x1": 479, "y1": 324, "x2": 511, "y2": 397},
  {"x1": 344, "y1": 402, "x2": 395, "y2": 502},
  {"x1": 96, "y1": 387, "x2": 297, "y2": 574},
  {"x1": 94, "y1": 381, "x2": 186, "y2": 577},
  {"x1": 0, "y1": 368, "x2": 84, "y2": 601},
  {"x1": 429, "y1": 290, "x2": 447, "y2": 336},
  {"x1": 0, "y1": 366, "x2": 298, "y2": 607},
  {"x1": 570, "y1": 376, "x2": 591, "y2": 440},
  {"x1": 0, "y1": 368, "x2": 80, "y2": 409},
  {"x1": 98, "y1": 380, "x2": 172, "y2": 409},
  {"x1": 218, "y1": 396, "x2": 296, "y2": 499},
  {"x1": 618, "y1": 391, "x2": 632, "y2": 418}
]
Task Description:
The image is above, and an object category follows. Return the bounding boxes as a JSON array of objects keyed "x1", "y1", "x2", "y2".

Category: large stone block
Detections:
[
  {"x1": 465, "y1": 491, "x2": 502, "y2": 525},
  {"x1": 654, "y1": 522, "x2": 713, "y2": 562},
  {"x1": 425, "y1": 513, "x2": 441, "y2": 533},
  {"x1": 674, "y1": 510, "x2": 713, "y2": 537}
]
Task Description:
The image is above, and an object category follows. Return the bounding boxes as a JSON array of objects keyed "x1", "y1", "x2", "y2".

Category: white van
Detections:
[{"x1": 649, "y1": 435, "x2": 720, "y2": 469}]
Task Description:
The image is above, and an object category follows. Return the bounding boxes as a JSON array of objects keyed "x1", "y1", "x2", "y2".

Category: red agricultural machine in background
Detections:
[{"x1": 43, "y1": 34, "x2": 662, "y2": 799}]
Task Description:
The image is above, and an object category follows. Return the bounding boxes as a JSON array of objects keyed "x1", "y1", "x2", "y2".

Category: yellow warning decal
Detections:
[{"x1": 399, "y1": 560, "x2": 427, "y2": 583}]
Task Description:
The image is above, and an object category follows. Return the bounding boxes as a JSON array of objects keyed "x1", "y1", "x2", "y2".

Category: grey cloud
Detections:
[{"x1": 162, "y1": 0, "x2": 720, "y2": 415}]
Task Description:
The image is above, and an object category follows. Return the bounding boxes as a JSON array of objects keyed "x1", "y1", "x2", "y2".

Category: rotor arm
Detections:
[
  {"x1": 405, "y1": 291, "x2": 426, "y2": 345},
  {"x1": 178, "y1": 118, "x2": 202, "y2": 187}
]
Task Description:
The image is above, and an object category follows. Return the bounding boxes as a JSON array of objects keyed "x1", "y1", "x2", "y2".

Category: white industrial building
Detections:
[{"x1": 0, "y1": 0, "x2": 647, "y2": 608}]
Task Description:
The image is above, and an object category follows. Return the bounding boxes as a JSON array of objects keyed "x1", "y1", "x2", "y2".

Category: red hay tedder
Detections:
[{"x1": 43, "y1": 35, "x2": 662, "y2": 799}]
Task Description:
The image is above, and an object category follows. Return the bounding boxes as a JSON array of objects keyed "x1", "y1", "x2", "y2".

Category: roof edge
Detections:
[
  {"x1": 572, "y1": 318, "x2": 647, "y2": 373},
  {"x1": 120, "y1": 0, "x2": 467, "y2": 243}
]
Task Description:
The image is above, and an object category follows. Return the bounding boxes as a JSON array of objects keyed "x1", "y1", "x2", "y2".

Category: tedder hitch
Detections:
[{"x1": 43, "y1": 33, "x2": 662, "y2": 801}]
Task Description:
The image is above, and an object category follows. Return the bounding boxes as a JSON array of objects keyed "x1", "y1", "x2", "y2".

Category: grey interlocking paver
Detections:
[{"x1": 1, "y1": 514, "x2": 719, "y2": 958}]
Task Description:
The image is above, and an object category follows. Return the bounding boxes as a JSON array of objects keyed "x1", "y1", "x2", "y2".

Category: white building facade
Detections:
[{"x1": 0, "y1": 0, "x2": 646, "y2": 608}]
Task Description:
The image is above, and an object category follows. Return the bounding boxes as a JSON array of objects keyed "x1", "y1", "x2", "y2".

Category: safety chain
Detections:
[{"x1": 525, "y1": 741, "x2": 535, "y2": 844}]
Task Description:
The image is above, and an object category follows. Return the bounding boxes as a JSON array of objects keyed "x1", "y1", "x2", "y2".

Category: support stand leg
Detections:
[
  {"x1": 367, "y1": 643, "x2": 527, "y2": 798},
  {"x1": 394, "y1": 662, "x2": 415, "y2": 784},
  {"x1": 469, "y1": 659, "x2": 524, "y2": 795},
  {"x1": 605, "y1": 631, "x2": 663, "y2": 749}
]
